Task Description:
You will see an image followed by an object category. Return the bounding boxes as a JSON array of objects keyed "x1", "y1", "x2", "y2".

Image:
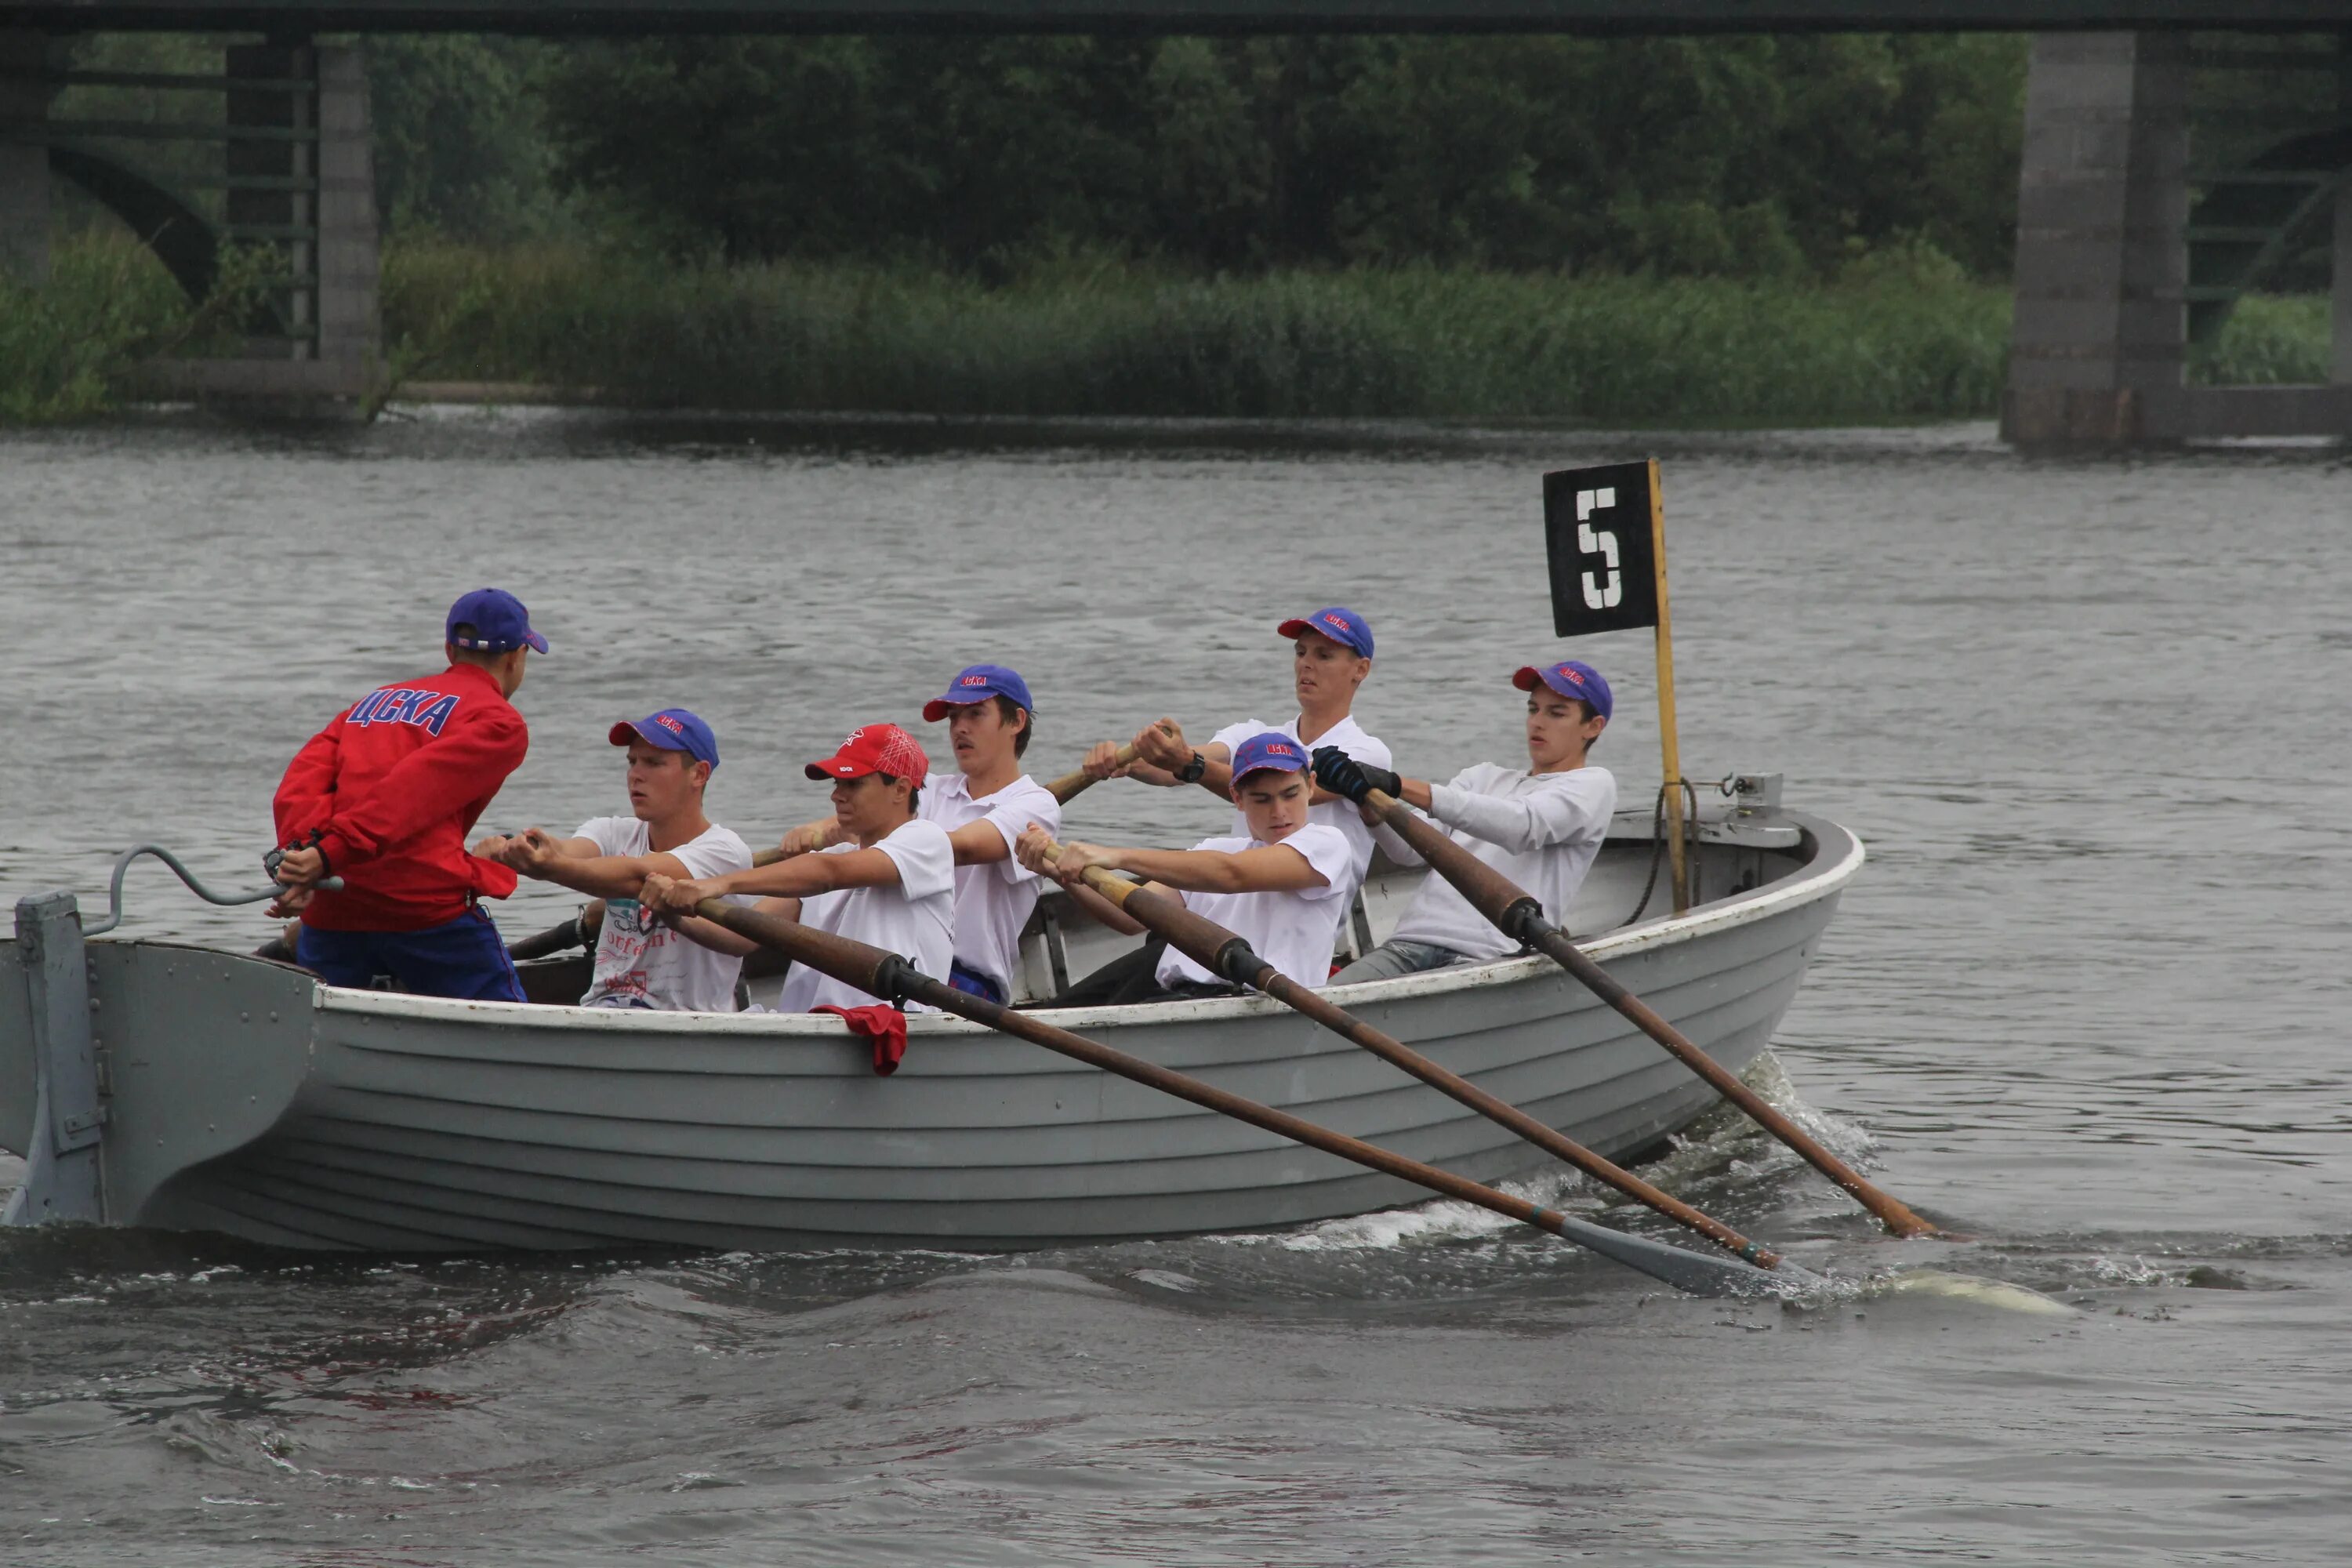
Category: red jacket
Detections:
[{"x1": 274, "y1": 662, "x2": 530, "y2": 931}]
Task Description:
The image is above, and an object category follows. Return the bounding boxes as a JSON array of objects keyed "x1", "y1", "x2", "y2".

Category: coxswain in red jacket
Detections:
[{"x1": 267, "y1": 588, "x2": 546, "y2": 1001}]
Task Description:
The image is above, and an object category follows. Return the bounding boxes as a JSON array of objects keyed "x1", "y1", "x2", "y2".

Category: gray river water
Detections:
[{"x1": 1, "y1": 410, "x2": 2348, "y2": 1565}]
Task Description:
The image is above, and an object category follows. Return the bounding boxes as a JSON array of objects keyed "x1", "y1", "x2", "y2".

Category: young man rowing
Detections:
[
  {"x1": 1017, "y1": 732, "x2": 1352, "y2": 1004},
  {"x1": 481, "y1": 709, "x2": 753, "y2": 1011},
  {"x1": 1083, "y1": 604, "x2": 1391, "y2": 903},
  {"x1": 1315, "y1": 659, "x2": 1617, "y2": 984},
  {"x1": 641, "y1": 724, "x2": 955, "y2": 1014},
  {"x1": 771, "y1": 665, "x2": 1059, "y2": 1004},
  {"x1": 268, "y1": 588, "x2": 543, "y2": 1001}
]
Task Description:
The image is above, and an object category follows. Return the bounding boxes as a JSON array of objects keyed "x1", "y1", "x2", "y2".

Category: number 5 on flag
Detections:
[
  {"x1": 1544, "y1": 463, "x2": 1658, "y2": 636},
  {"x1": 1541, "y1": 458, "x2": 1691, "y2": 912}
]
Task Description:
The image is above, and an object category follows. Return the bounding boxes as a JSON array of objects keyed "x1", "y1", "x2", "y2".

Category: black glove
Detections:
[{"x1": 1312, "y1": 746, "x2": 1401, "y2": 804}]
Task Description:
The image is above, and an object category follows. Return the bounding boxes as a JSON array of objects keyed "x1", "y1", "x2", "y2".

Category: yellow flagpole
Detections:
[{"x1": 1648, "y1": 459, "x2": 1688, "y2": 914}]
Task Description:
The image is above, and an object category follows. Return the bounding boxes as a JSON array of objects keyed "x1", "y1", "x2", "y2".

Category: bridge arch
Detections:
[{"x1": 46, "y1": 141, "x2": 220, "y2": 303}]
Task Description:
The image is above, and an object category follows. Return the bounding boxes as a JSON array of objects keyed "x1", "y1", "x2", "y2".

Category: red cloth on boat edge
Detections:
[{"x1": 815, "y1": 1004, "x2": 909, "y2": 1075}]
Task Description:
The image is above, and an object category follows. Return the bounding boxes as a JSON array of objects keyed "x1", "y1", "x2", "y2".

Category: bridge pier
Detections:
[
  {"x1": 0, "y1": 31, "x2": 58, "y2": 281},
  {"x1": 2338, "y1": 68, "x2": 2352, "y2": 387},
  {"x1": 141, "y1": 40, "x2": 383, "y2": 412},
  {"x1": 2005, "y1": 31, "x2": 2352, "y2": 445},
  {"x1": 2002, "y1": 32, "x2": 2190, "y2": 445},
  {"x1": 2, "y1": 32, "x2": 383, "y2": 412}
]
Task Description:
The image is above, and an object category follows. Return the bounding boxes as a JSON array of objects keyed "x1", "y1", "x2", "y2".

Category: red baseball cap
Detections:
[{"x1": 805, "y1": 723, "x2": 929, "y2": 787}]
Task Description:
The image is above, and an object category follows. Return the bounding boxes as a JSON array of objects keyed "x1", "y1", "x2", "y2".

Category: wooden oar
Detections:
[
  {"x1": 1359, "y1": 786, "x2": 1940, "y2": 1239},
  {"x1": 1043, "y1": 740, "x2": 1139, "y2": 804},
  {"x1": 684, "y1": 895, "x2": 1813, "y2": 1300},
  {"x1": 1029, "y1": 837, "x2": 1791, "y2": 1272},
  {"x1": 508, "y1": 906, "x2": 599, "y2": 962},
  {"x1": 746, "y1": 742, "x2": 1143, "y2": 867}
]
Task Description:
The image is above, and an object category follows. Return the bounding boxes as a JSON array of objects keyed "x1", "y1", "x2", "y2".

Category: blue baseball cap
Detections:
[
  {"x1": 1513, "y1": 659, "x2": 1613, "y2": 720},
  {"x1": 609, "y1": 708, "x2": 720, "y2": 768},
  {"x1": 922, "y1": 663, "x2": 1035, "y2": 724},
  {"x1": 1277, "y1": 606, "x2": 1374, "y2": 659},
  {"x1": 446, "y1": 587, "x2": 548, "y2": 655},
  {"x1": 1230, "y1": 731, "x2": 1310, "y2": 783}
]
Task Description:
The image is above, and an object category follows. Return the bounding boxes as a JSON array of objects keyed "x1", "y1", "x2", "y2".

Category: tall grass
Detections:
[
  {"x1": 383, "y1": 238, "x2": 2024, "y2": 423},
  {"x1": 6, "y1": 231, "x2": 2335, "y2": 426}
]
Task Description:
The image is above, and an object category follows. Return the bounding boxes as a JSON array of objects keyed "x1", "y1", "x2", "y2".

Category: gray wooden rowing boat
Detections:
[{"x1": 1, "y1": 795, "x2": 1860, "y2": 1253}]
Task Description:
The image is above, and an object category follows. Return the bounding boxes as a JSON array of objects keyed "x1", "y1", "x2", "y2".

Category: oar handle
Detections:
[
  {"x1": 1026, "y1": 835, "x2": 1786, "y2": 1270},
  {"x1": 753, "y1": 821, "x2": 839, "y2": 869},
  {"x1": 1363, "y1": 787, "x2": 1940, "y2": 1240},
  {"x1": 1031, "y1": 838, "x2": 1143, "y2": 906},
  {"x1": 685, "y1": 894, "x2": 1791, "y2": 1298},
  {"x1": 1044, "y1": 742, "x2": 1138, "y2": 804},
  {"x1": 742, "y1": 742, "x2": 1142, "y2": 872}
]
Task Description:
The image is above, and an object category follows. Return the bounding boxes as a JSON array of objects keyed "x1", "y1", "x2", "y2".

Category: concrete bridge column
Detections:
[
  {"x1": 2336, "y1": 171, "x2": 2351, "y2": 386},
  {"x1": 151, "y1": 39, "x2": 382, "y2": 411},
  {"x1": 0, "y1": 31, "x2": 60, "y2": 282},
  {"x1": 2336, "y1": 45, "x2": 2351, "y2": 387},
  {"x1": 226, "y1": 40, "x2": 317, "y2": 357},
  {"x1": 314, "y1": 47, "x2": 381, "y2": 376},
  {"x1": 2002, "y1": 31, "x2": 2190, "y2": 445}
]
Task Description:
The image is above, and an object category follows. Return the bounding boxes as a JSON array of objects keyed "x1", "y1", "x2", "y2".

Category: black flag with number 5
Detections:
[{"x1": 1542, "y1": 461, "x2": 1660, "y2": 638}]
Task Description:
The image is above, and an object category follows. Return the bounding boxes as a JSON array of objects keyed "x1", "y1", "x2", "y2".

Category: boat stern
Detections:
[{"x1": 2, "y1": 891, "x2": 318, "y2": 1229}]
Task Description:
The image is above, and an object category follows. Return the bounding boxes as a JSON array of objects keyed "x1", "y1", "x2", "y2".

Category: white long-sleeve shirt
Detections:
[{"x1": 1374, "y1": 762, "x2": 1617, "y2": 960}]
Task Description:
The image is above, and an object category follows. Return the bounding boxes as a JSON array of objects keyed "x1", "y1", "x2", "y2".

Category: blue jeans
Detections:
[
  {"x1": 296, "y1": 906, "x2": 526, "y2": 1002},
  {"x1": 1330, "y1": 938, "x2": 1468, "y2": 986}
]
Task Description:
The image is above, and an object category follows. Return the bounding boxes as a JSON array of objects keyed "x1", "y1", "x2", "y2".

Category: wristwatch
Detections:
[{"x1": 1176, "y1": 750, "x2": 1208, "y2": 784}]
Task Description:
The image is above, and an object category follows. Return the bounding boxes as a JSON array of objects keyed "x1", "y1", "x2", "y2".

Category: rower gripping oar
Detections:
[
  {"x1": 479, "y1": 745, "x2": 1146, "y2": 966},
  {"x1": 683, "y1": 895, "x2": 1813, "y2": 1300},
  {"x1": 1359, "y1": 787, "x2": 1940, "y2": 1239},
  {"x1": 1044, "y1": 740, "x2": 1139, "y2": 805},
  {"x1": 746, "y1": 742, "x2": 1145, "y2": 868},
  {"x1": 1030, "y1": 837, "x2": 1789, "y2": 1272}
]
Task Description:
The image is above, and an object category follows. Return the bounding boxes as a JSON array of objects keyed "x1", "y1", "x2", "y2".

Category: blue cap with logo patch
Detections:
[
  {"x1": 922, "y1": 663, "x2": 1035, "y2": 724},
  {"x1": 1276, "y1": 605, "x2": 1374, "y2": 659},
  {"x1": 609, "y1": 708, "x2": 719, "y2": 768},
  {"x1": 446, "y1": 587, "x2": 548, "y2": 655},
  {"x1": 1513, "y1": 659, "x2": 1613, "y2": 720},
  {"x1": 1230, "y1": 731, "x2": 1310, "y2": 783}
]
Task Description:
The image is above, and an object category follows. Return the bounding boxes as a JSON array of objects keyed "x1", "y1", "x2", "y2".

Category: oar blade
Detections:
[
  {"x1": 1882, "y1": 1269, "x2": 2074, "y2": 1316},
  {"x1": 1551, "y1": 1212, "x2": 1820, "y2": 1298}
]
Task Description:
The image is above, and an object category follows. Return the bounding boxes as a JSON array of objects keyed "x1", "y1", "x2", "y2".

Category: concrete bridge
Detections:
[{"x1": 2, "y1": 3, "x2": 2347, "y2": 440}]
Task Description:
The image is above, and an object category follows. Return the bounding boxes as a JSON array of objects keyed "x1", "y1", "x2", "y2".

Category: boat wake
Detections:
[{"x1": 1236, "y1": 1047, "x2": 1874, "y2": 1259}]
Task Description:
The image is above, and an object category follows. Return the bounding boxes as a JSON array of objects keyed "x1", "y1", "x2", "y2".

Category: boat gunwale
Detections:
[{"x1": 116, "y1": 811, "x2": 1863, "y2": 1040}]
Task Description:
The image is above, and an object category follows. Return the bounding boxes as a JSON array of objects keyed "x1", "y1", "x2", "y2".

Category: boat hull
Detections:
[{"x1": 8, "y1": 814, "x2": 1861, "y2": 1253}]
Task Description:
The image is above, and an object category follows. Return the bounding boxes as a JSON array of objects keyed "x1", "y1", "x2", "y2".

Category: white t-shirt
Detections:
[
  {"x1": 918, "y1": 771, "x2": 1062, "y2": 997},
  {"x1": 1373, "y1": 764, "x2": 1617, "y2": 961},
  {"x1": 1154, "y1": 822, "x2": 1355, "y2": 991},
  {"x1": 1210, "y1": 713, "x2": 1390, "y2": 902},
  {"x1": 777, "y1": 817, "x2": 956, "y2": 1014},
  {"x1": 574, "y1": 816, "x2": 754, "y2": 1012}
]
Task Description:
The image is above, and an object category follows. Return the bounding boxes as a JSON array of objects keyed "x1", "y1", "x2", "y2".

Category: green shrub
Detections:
[
  {"x1": 2194, "y1": 295, "x2": 2332, "y2": 387},
  {"x1": 0, "y1": 233, "x2": 188, "y2": 423},
  {"x1": 1, "y1": 230, "x2": 288, "y2": 425},
  {"x1": 383, "y1": 238, "x2": 2031, "y2": 424}
]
